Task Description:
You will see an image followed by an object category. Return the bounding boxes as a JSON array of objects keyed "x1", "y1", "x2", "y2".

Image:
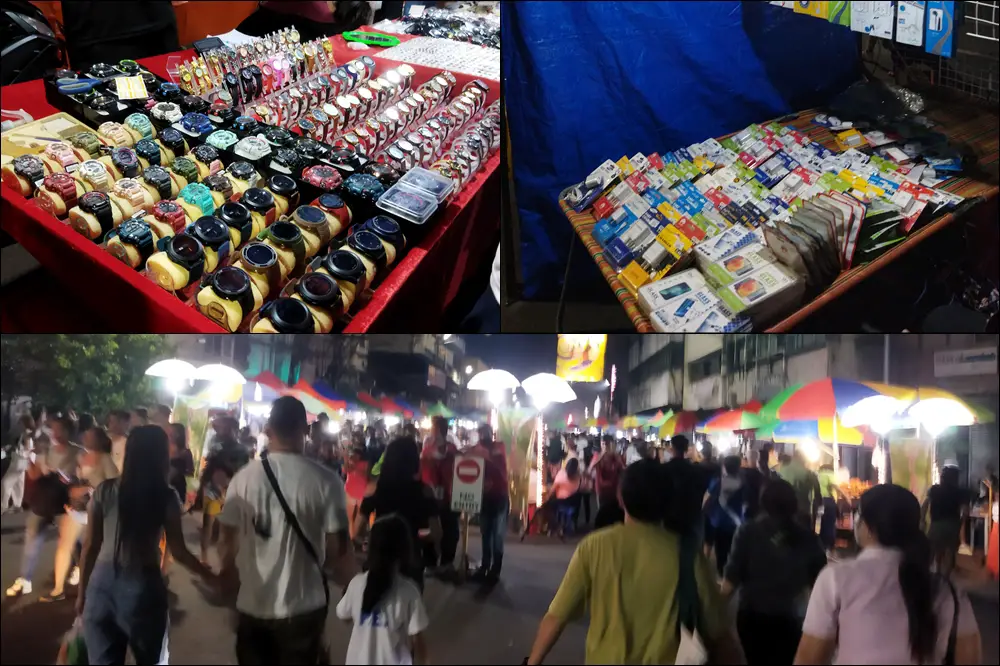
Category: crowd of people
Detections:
[
  {"x1": 0, "y1": 397, "x2": 512, "y2": 665},
  {"x1": 524, "y1": 432, "x2": 986, "y2": 666}
]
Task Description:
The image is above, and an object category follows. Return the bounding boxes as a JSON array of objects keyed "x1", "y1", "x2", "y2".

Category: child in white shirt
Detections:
[{"x1": 337, "y1": 514, "x2": 430, "y2": 665}]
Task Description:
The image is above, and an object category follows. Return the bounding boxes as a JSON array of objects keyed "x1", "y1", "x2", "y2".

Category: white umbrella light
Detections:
[
  {"x1": 145, "y1": 359, "x2": 197, "y2": 379},
  {"x1": 194, "y1": 363, "x2": 247, "y2": 385},
  {"x1": 522, "y1": 372, "x2": 577, "y2": 405},
  {"x1": 467, "y1": 368, "x2": 521, "y2": 392},
  {"x1": 908, "y1": 398, "x2": 976, "y2": 436},
  {"x1": 841, "y1": 395, "x2": 911, "y2": 428}
]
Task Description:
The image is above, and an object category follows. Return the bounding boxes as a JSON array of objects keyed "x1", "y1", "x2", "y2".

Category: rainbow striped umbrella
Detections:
[
  {"x1": 758, "y1": 417, "x2": 865, "y2": 445},
  {"x1": 760, "y1": 379, "x2": 915, "y2": 422},
  {"x1": 649, "y1": 409, "x2": 674, "y2": 427},
  {"x1": 700, "y1": 400, "x2": 766, "y2": 432},
  {"x1": 658, "y1": 411, "x2": 701, "y2": 438}
]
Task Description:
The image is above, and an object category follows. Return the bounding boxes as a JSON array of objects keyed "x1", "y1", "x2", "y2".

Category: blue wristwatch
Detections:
[
  {"x1": 179, "y1": 182, "x2": 215, "y2": 217},
  {"x1": 180, "y1": 112, "x2": 213, "y2": 136},
  {"x1": 124, "y1": 113, "x2": 154, "y2": 140}
]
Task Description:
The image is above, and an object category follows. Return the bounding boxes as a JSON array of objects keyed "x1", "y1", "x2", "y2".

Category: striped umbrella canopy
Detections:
[
  {"x1": 293, "y1": 379, "x2": 347, "y2": 411},
  {"x1": 584, "y1": 417, "x2": 609, "y2": 428},
  {"x1": 658, "y1": 411, "x2": 702, "y2": 438},
  {"x1": 249, "y1": 371, "x2": 287, "y2": 394},
  {"x1": 620, "y1": 414, "x2": 650, "y2": 428},
  {"x1": 379, "y1": 397, "x2": 413, "y2": 418},
  {"x1": 311, "y1": 380, "x2": 360, "y2": 410},
  {"x1": 394, "y1": 398, "x2": 422, "y2": 418},
  {"x1": 760, "y1": 379, "x2": 916, "y2": 422},
  {"x1": 548, "y1": 419, "x2": 568, "y2": 430},
  {"x1": 648, "y1": 410, "x2": 675, "y2": 428},
  {"x1": 426, "y1": 402, "x2": 455, "y2": 418},
  {"x1": 356, "y1": 391, "x2": 382, "y2": 410},
  {"x1": 700, "y1": 400, "x2": 765, "y2": 433},
  {"x1": 758, "y1": 417, "x2": 865, "y2": 446}
]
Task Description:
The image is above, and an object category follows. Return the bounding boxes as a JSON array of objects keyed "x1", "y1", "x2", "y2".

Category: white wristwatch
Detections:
[
  {"x1": 234, "y1": 136, "x2": 271, "y2": 161},
  {"x1": 112, "y1": 178, "x2": 146, "y2": 208},
  {"x1": 98, "y1": 122, "x2": 132, "y2": 147},
  {"x1": 78, "y1": 160, "x2": 110, "y2": 192}
]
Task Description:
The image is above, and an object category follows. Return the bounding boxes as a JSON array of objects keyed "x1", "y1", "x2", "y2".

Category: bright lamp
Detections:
[
  {"x1": 194, "y1": 363, "x2": 247, "y2": 385},
  {"x1": 145, "y1": 359, "x2": 196, "y2": 379},
  {"x1": 468, "y1": 369, "x2": 521, "y2": 392},
  {"x1": 522, "y1": 373, "x2": 576, "y2": 405}
]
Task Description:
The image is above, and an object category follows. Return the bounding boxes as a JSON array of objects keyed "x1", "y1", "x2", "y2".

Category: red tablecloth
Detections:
[{"x1": 0, "y1": 34, "x2": 499, "y2": 333}]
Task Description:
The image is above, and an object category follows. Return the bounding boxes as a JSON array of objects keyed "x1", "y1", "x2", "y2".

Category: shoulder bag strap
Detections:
[
  {"x1": 260, "y1": 452, "x2": 330, "y2": 608},
  {"x1": 943, "y1": 578, "x2": 959, "y2": 666}
]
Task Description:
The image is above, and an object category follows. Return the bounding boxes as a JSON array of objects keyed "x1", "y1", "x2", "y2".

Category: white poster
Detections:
[
  {"x1": 451, "y1": 456, "x2": 485, "y2": 514},
  {"x1": 934, "y1": 348, "x2": 999, "y2": 377},
  {"x1": 896, "y1": 1, "x2": 926, "y2": 46}
]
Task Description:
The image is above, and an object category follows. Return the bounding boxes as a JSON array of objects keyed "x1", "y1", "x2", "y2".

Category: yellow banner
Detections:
[{"x1": 556, "y1": 334, "x2": 607, "y2": 383}]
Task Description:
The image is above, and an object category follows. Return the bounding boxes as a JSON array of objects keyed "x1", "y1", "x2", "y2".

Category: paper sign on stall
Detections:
[{"x1": 451, "y1": 457, "x2": 485, "y2": 514}]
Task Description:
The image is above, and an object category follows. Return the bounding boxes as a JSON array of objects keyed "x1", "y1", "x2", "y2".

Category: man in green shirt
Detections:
[
  {"x1": 778, "y1": 450, "x2": 822, "y2": 532},
  {"x1": 526, "y1": 460, "x2": 744, "y2": 665}
]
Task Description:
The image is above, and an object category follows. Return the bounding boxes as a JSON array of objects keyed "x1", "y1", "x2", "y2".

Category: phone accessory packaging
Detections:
[
  {"x1": 699, "y1": 242, "x2": 779, "y2": 289},
  {"x1": 637, "y1": 269, "x2": 709, "y2": 315},
  {"x1": 850, "y1": 1, "x2": 896, "y2": 40},
  {"x1": 715, "y1": 261, "x2": 805, "y2": 324},
  {"x1": 925, "y1": 1, "x2": 955, "y2": 57}
]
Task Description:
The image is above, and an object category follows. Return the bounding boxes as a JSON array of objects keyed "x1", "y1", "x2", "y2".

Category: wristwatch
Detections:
[
  {"x1": 301, "y1": 165, "x2": 343, "y2": 192},
  {"x1": 292, "y1": 204, "x2": 333, "y2": 246},
  {"x1": 43, "y1": 142, "x2": 80, "y2": 169},
  {"x1": 69, "y1": 132, "x2": 103, "y2": 159},
  {"x1": 111, "y1": 148, "x2": 141, "y2": 178},
  {"x1": 108, "y1": 217, "x2": 155, "y2": 264},
  {"x1": 270, "y1": 148, "x2": 303, "y2": 177},
  {"x1": 171, "y1": 156, "x2": 200, "y2": 184},
  {"x1": 204, "y1": 266, "x2": 256, "y2": 323},
  {"x1": 99, "y1": 122, "x2": 132, "y2": 147},
  {"x1": 77, "y1": 159, "x2": 110, "y2": 192},
  {"x1": 151, "y1": 102, "x2": 182, "y2": 124},
  {"x1": 206, "y1": 130, "x2": 238, "y2": 151},
  {"x1": 267, "y1": 173, "x2": 300, "y2": 209},
  {"x1": 180, "y1": 112, "x2": 213, "y2": 136},
  {"x1": 256, "y1": 297, "x2": 316, "y2": 333},
  {"x1": 180, "y1": 95, "x2": 209, "y2": 115},
  {"x1": 154, "y1": 82, "x2": 183, "y2": 103},
  {"x1": 179, "y1": 183, "x2": 216, "y2": 218},
  {"x1": 188, "y1": 215, "x2": 230, "y2": 253},
  {"x1": 263, "y1": 126, "x2": 294, "y2": 148},
  {"x1": 89, "y1": 62, "x2": 117, "y2": 78},
  {"x1": 362, "y1": 162, "x2": 401, "y2": 188},
  {"x1": 296, "y1": 271, "x2": 341, "y2": 312},
  {"x1": 348, "y1": 228, "x2": 388, "y2": 273},
  {"x1": 124, "y1": 113, "x2": 155, "y2": 140},
  {"x1": 90, "y1": 94, "x2": 118, "y2": 113},
  {"x1": 112, "y1": 178, "x2": 147, "y2": 208},
  {"x1": 79, "y1": 190, "x2": 116, "y2": 236},
  {"x1": 135, "y1": 138, "x2": 163, "y2": 167},
  {"x1": 321, "y1": 249, "x2": 366, "y2": 293},
  {"x1": 142, "y1": 165, "x2": 173, "y2": 201},
  {"x1": 151, "y1": 199, "x2": 188, "y2": 233},
  {"x1": 234, "y1": 136, "x2": 271, "y2": 161},
  {"x1": 208, "y1": 104, "x2": 236, "y2": 127},
  {"x1": 204, "y1": 172, "x2": 235, "y2": 202},
  {"x1": 216, "y1": 200, "x2": 253, "y2": 245},
  {"x1": 239, "y1": 241, "x2": 280, "y2": 294},
  {"x1": 232, "y1": 116, "x2": 260, "y2": 138},
  {"x1": 227, "y1": 161, "x2": 258, "y2": 187},
  {"x1": 40, "y1": 172, "x2": 81, "y2": 209},
  {"x1": 158, "y1": 127, "x2": 188, "y2": 157},
  {"x1": 191, "y1": 144, "x2": 222, "y2": 173},
  {"x1": 163, "y1": 232, "x2": 206, "y2": 282}
]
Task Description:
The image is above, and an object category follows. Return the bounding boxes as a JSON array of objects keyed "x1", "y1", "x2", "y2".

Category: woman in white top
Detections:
[
  {"x1": 2, "y1": 415, "x2": 35, "y2": 513},
  {"x1": 795, "y1": 483, "x2": 981, "y2": 665}
]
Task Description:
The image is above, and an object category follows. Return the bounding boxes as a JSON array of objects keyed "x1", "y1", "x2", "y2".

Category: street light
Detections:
[
  {"x1": 465, "y1": 365, "x2": 473, "y2": 375},
  {"x1": 145, "y1": 359, "x2": 196, "y2": 380}
]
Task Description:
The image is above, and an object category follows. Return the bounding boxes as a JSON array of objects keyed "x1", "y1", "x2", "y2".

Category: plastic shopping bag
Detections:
[{"x1": 56, "y1": 618, "x2": 88, "y2": 665}]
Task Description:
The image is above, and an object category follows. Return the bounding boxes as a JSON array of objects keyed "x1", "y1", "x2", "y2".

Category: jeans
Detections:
[
  {"x1": 479, "y1": 496, "x2": 509, "y2": 572},
  {"x1": 819, "y1": 497, "x2": 838, "y2": 551},
  {"x1": 21, "y1": 513, "x2": 56, "y2": 581},
  {"x1": 83, "y1": 562, "x2": 169, "y2": 665}
]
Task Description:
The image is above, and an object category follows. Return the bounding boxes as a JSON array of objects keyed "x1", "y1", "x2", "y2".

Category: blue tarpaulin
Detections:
[{"x1": 503, "y1": 1, "x2": 861, "y2": 300}]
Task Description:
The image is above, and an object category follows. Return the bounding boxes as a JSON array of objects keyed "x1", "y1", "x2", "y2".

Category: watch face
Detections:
[
  {"x1": 206, "y1": 130, "x2": 238, "y2": 150},
  {"x1": 263, "y1": 298, "x2": 314, "y2": 333},
  {"x1": 155, "y1": 82, "x2": 182, "y2": 103},
  {"x1": 99, "y1": 122, "x2": 130, "y2": 146},
  {"x1": 235, "y1": 136, "x2": 271, "y2": 160},
  {"x1": 267, "y1": 173, "x2": 298, "y2": 197},
  {"x1": 43, "y1": 142, "x2": 78, "y2": 166},
  {"x1": 298, "y1": 272, "x2": 340, "y2": 307},
  {"x1": 80, "y1": 190, "x2": 110, "y2": 213},
  {"x1": 362, "y1": 162, "x2": 401, "y2": 188},
  {"x1": 90, "y1": 95, "x2": 117, "y2": 112},
  {"x1": 181, "y1": 113, "x2": 213, "y2": 135},
  {"x1": 318, "y1": 193, "x2": 347, "y2": 212},
  {"x1": 113, "y1": 178, "x2": 145, "y2": 204},
  {"x1": 324, "y1": 249, "x2": 364, "y2": 282},
  {"x1": 204, "y1": 172, "x2": 233, "y2": 195},
  {"x1": 89, "y1": 62, "x2": 117, "y2": 78},
  {"x1": 167, "y1": 233, "x2": 204, "y2": 266},
  {"x1": 152, "y1": 102, "x2": 181, "y2": 122},
  {"x1": 217, "y1": 200, "x2": 250, "y2": 229},
  {"x1": 233, "y1": 115, "x2": 259, "y2": 136},
  {"x1": 293, "y1": 205, "x2": 326, "y2": 227},
  {"x1": 180, "y1": 182, "x2": 215, "y2": 216},
  {"x1": 80, "y1": 159, "x2": 107, "y2": 180},
  {"x1": 171, "y1": 156, "x2": 198, "y2": 182},
  {"x1": 42, "y1": 172, "x2": 78, "y2": 201},
  {"x1": 368, "y1": 215, "x2": 402, "y2": 239},
  {"x1": 263, "y1": 127, "x2": 293, "y2": 147},
  {"x1": 69, "y1": 132, "x2": 102, "y2": 158},
  {"x1": 269, "y1": 220, "x2": 302, "y2": 246},
  {"x1": 342, "y1": 174, "x2": 384, "y2": 204},
  {"x1": 181, "y1": 95, "x2": 208, "y2": 114},
  {"x1": 118, "y1": 59, "x2": 140, "y2": 74},
  {"x1": 143, "y1": 165, "x2": 171, "y2": 189},
  {"x1": 111, "y1": 148, "x2": 140, "y2": 178},
  {"x1": 159, "y1": 128, "x2": 186, "y2": 153},
  {"x1": 192, "y1": 215, "x2": 229, "y2": 248},
  {"x1": 303, "y1": 165, "x2": 343, "y2": 191},
  {"x1": 124, "y1": 113, "x2": 153, "y2": 138},
  {"x1": 211, "y1": 266, "x2": 251, "y2": 299},
  {"x1": 12, "y1": 155, "x2": 44, "y2": 181},
  {"x1": 191, "y1": 144, "x2": 220, "y2": 164},
  {"x1": 241, "y1": 187, "x2": 275, "y2": 213},
  {"x1": 135, "y1": 138, "x2": 162, "y2": 165},
  {"x1": 228, "y1": 161, "x2": 257, "y2": 182},
  {"x1": 152, "y1": 199, "x2": 186, "y2": 229},
  {"x1": 349, "y1": 229, "x2": 385, "y2": 257},
  {"x1": 117, "y1": 218, "x2": 153, "y2": 245},
  {"x1": 242, "y1": 242, "x2": 277, "y2": 269}
]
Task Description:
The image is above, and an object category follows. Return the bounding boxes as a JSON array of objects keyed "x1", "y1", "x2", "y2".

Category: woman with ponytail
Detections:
[
  {"x1": 337, "y1": 513, "x2": 430, "y2": 665},
  {"x1": 795, "y1": 484, "x2": 982, "y2": 665},
  {"x1": 721, "y1": 479, "x2": 827, "y2": 665}
]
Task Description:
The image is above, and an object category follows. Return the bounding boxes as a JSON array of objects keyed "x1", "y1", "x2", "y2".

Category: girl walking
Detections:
[{"x1": 337, "y1": 514, "x2": 430, "y2": 665}]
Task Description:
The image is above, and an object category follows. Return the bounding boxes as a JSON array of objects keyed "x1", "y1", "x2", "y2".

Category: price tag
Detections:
[{"x1": 115, "y1": 76, "x2": 149, "y2": 101}]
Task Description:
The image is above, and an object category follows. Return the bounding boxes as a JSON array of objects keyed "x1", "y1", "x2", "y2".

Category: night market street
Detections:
[{"x1": 0, "y1": 510, "x2": 588, "y2": 665}]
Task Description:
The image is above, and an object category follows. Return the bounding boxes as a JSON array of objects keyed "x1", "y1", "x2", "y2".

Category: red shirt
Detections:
[
  {"x1": 470, "y1": 441, "x2": 509, "y2": 501},
  {"x1": 345, "y1": 459, "x2": 369, "y2": 500},
  {"x1": 593, "y1": 451, "x2": 625, "y2": 499},
  {"x1": 420, "y1": 440, "x2": 458, "y2": 506}
]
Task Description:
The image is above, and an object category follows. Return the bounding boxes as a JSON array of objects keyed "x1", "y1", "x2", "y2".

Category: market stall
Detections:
[{"x1": 1, "y1": 26, "x2": 499, "y2": 332}]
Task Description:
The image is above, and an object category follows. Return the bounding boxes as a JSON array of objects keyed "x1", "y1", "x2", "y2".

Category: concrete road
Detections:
[
  {"x1": 2, "y1": 510, "x2": 997, "y2": 665},
  {"x1": 0, "y1": 511, "x2": 586, "y2": 665}
]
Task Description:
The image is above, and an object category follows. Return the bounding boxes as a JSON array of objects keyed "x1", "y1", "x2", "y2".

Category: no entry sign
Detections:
[{"x1": 451, "y1": 456, "x2": 484, "y2": 513}]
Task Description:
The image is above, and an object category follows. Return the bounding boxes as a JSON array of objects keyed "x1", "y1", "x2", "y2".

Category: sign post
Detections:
[{"x1": 451, "y1": 456, "x2": 485, "y2": 583}]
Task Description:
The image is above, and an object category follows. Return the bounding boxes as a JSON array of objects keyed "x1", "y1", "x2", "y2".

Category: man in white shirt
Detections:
[
  {"x1": 218, "y1": 396, "x2": 358, "y2": 665},
  {"x1": 106, "y1": 410, "x2": 130, "y2": 473}
]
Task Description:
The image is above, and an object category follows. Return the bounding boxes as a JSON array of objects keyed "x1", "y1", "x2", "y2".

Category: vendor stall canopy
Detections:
[{"x1": 502, "y1": 1, "x2": 859, "y2": 299}]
